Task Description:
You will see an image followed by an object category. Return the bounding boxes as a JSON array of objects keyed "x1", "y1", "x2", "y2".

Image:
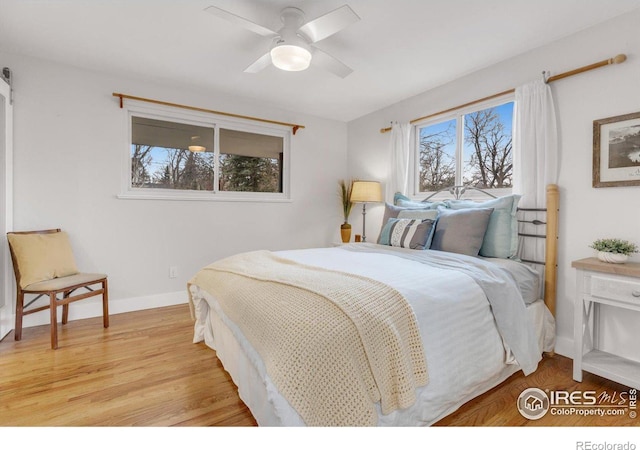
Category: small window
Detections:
[
  {"x1": 415, "y1": 100, "x2": 514, "y2": 195},
  {"x1": 123, "y1": 106, "x2": 290, "y2": 201}
]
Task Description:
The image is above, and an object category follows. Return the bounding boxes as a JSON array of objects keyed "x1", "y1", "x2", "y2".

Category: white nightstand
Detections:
[{"x1": 572, "y1": 257, "x2": 640, "y2": 389}]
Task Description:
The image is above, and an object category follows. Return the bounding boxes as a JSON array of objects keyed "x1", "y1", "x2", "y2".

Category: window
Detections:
[
  {"x1": 415, "y1": 99, "x2": 514, "y2": 195},
  {"x1": 219, "y1": 128, "x2": 283, "y2": 193},
  {"x1": 122, "y1": 103, "x2": 290, "y2": 201}
]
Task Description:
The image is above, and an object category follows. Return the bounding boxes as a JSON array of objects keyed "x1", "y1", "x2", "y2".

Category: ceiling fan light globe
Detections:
[{"x1": 270, "y1": 45, "x2": 312, "y2": 71}]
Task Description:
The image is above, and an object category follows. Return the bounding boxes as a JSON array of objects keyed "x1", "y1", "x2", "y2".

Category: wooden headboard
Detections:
[{"x1": 544, "y1": 184, "x2": 559, "y2": 317}]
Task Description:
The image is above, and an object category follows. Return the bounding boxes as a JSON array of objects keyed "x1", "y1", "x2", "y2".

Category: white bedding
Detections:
[{"x1": 190, "y1": 244, "x2": 555, "y2": 426}]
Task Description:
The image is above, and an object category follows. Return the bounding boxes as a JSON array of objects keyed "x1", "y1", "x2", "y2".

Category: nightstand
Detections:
[{"x1": 572, "y1": 257, "x2": 640, "y2": 389}]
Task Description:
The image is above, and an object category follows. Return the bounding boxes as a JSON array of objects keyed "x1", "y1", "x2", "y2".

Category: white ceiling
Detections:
[{"x1": 1, "y1": 0, "x2": 640, "y2": 122}]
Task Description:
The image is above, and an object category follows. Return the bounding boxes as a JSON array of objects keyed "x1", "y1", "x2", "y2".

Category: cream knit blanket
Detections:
[{"x1": 189, "y1": 250, "x2": 428, "y2": 426}]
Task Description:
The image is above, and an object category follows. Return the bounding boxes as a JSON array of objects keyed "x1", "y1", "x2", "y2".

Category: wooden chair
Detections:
[{"x1": 6, "y1": 228, "x2": 109, "y2": 349}]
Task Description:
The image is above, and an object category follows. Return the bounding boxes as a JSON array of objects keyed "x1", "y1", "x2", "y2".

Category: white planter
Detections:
[{"x1": 597, "y1": 251, "x2": 628, "y2": 264}]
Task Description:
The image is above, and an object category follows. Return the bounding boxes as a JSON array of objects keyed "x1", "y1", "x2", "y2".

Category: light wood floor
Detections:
[{"x1": 0, "y1": 304, "x2": 637, "y2": 427}]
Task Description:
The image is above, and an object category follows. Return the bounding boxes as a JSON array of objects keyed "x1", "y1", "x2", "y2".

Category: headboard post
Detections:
[{"x1": 544, "y1": 184, "x2": 559, "y2": 317}]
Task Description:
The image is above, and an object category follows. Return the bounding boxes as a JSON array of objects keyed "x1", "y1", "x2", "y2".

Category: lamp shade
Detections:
[{"x1": 350, "y1": 181, "x2": 383, "y2": 203}]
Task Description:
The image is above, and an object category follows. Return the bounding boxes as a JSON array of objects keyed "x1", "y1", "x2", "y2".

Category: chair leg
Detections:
[
  {"x1": 102, "y1": 279, "x2": 109, "y2": 328},
  {"x1": 50, "y1": 293, "x2": 58, "y2": 350},
  {"x1": 14, "y1": 291, "x2": 24, "y2": 341},
  {"x1": 62, "y1": 291, "x2": 70, "y2": 325}
]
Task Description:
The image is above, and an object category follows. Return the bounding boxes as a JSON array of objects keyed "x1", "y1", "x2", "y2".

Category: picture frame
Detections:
[{"x1": 593, "y1": 111, "x2": 640, "y2": 187}]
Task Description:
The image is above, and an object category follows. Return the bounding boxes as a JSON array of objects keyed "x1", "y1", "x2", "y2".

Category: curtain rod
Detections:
[
  {"x1": 380, "y1": 53, "x2": 627, "y2": 133},
  {"x1": 112, "y1": 93, "x2": 305, "y2": 135}
]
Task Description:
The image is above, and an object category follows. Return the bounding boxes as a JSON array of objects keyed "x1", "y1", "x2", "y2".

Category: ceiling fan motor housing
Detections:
[{"x1": 270, "y1": 8, "x2": 312, "y2": 72}]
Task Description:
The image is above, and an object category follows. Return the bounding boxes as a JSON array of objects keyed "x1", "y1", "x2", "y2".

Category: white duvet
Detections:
[{"x1": 190, "y1": 244, "x2": 555, "y2": 426}]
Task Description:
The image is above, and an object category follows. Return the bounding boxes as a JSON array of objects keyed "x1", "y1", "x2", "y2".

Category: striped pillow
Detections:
[{"x1": 379, "y1": 218, "x2": 436, "y2": 250}]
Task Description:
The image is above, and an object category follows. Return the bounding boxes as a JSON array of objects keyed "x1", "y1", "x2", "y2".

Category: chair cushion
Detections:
[
  {"x1": 24, "y1": 273, "x2": 107, "y2": 292},
  {"x1": 7, "y1": 231, "x2": 79, "y2": 289}
]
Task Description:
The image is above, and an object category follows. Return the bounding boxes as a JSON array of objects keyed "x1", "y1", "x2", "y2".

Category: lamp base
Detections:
[{"x1": 361, "y1": 203, "x2": 368, "y2": 242}]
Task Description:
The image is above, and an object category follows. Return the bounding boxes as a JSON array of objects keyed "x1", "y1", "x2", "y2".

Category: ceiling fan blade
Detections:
[
  {"x1": 312, "y1": 48, "x2": 353, "y2": 78},
  {"x1": 298, "y1": 5, "x2": 360, "y2": 43},
  {"x1": 204, "y1": 6, "x2": 277, "y2": 37},
  {"x1": 244, "y1": 52, "x2": 272, "y2": 73}
]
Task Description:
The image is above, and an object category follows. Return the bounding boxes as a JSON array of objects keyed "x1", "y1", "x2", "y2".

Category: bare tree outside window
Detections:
[
  {"x1": 419, "y1": 120, "x2": 456, "y2": 192},
  {"x1": 417, "y1": 101, "x2": 513, "y2": 193},
  {"x1": 131, "y1": 144, "x2": 153, "y2": 187},
  {"x1": 464, "y1": 106, "x2": 513, "y2": 188},
  {"x1": 130, "y1": 146, "x2": 215, "y2": 191}
]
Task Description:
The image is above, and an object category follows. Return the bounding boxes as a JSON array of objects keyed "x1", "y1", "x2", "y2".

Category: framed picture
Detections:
[{"x1": 593, "y1": 111, "x2": 640, "y2": 187}]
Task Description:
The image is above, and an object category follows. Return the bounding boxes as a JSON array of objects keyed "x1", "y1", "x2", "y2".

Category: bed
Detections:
[{"x1": 187, "y1": 184, "x2": 559, "y2": 426}]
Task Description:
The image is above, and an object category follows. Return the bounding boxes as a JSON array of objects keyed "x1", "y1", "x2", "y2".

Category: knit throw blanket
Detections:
[{"x1": 189, "y1": 250, "x2": 428, "y2": 426}]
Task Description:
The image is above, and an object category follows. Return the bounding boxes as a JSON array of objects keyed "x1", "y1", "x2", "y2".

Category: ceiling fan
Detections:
[{"x1": 204, "y1": 4, "x2": 360, "y2": 78}]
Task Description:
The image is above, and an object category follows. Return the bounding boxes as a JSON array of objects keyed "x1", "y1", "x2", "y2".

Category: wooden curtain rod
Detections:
[
  {"x1": 380, "y1": 53, "x2": 627, "y2": 133},
  {"x1": 112, "y1": 93, "x2": 305, "y2": 135}
]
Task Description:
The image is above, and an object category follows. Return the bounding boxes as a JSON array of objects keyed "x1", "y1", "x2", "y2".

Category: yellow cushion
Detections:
[
  {"x1": 25, "y1": 273, "x2": 106, "y2": 292},
  {"x1": 7, "y1": 231, "x2": 79, "y2": 289}
]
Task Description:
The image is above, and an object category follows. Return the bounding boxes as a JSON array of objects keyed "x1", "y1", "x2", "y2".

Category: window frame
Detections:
[
  {"x1": 411, "y1": 94, "x2": 515, "y2": 199},
  {"x1": 118, "y1": 100, "x2": 292, "y2": 202}
]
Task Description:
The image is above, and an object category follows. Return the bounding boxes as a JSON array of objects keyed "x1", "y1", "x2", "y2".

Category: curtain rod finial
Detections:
[{"x1": 611, "y1": 54, "x2": 627, "y2": 65}]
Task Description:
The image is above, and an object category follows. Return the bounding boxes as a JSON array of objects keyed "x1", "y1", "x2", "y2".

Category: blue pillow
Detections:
[
  {"x1": 379, "y1": 218, "x2": 436, "y2": 250},
  {"x1": 394, "y1": 192, "x2": 444, "y2": 209},
  {"x1": 445, "y1": 194, "x2": 521, "y2": 259}
]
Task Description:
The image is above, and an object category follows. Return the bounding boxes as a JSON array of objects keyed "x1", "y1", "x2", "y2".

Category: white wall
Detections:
[
  {"x1": 347, "y1": 9, "x2": 640, "y2": 361},
  {"x1": 1, "y1": 51, "x2": 348, "y2": 326}
]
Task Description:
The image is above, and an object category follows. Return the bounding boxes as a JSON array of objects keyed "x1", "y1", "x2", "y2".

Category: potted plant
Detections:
[
  {"x1": 589, "y1": 238, "x2": 638, "y2": 264},
  {"x1": 339, "y1": 179, "x2": 354, "y2": 243}
]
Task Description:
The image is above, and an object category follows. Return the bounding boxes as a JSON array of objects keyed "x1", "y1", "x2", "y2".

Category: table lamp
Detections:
[{"x1": 349, "y1": 181, "x2": 383, "y2": 242}]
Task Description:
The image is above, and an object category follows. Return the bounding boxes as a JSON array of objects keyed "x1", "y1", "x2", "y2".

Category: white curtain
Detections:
[
  {"x1": 513, "y1": 80, "x2": 558, "y2": 289},
  {"x1": 386, "y1": 121, "x2": 411, "y2": 202},
  {"x1": 513, "y1": 80, "x2": 558, "y2": 208}
]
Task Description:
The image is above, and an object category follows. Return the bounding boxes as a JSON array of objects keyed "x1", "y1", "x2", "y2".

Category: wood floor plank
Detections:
[
  {"x1": 1, "y1": 304, "x2": 637, "y2": 427},
  {"x1": 0, "y1": 304, "x2": 257, "y2": 427}
]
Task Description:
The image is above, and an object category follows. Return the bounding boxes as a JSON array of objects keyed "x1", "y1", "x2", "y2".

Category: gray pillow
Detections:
[
  {"x1": 446, "y1": 194, "x2": 521, "y2": 259},
  {"x1": 430, "y1": 207, "x2": 494, "y2": 256}
]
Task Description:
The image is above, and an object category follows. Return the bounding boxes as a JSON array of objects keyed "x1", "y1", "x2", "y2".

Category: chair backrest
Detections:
[{"x1": 6, "y1": 229, "x2": 79, "y2": 289}]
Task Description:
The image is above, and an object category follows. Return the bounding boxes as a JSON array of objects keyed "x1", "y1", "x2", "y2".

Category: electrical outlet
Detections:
[{"x1": 169, "y1": 266, "x2": 178, "y2": 278}]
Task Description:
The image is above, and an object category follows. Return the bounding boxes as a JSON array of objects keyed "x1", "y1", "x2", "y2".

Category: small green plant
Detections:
[
  {"x1": 339, "y1": 179, "x2": 354, "y2": 225},
  {"x1": 589, "y1": 238, "x2": 638, "y2": 255}
]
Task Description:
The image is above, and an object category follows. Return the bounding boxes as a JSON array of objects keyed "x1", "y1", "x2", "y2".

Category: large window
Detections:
[
  {"x1": 415, "y1": 99, "x2": 514, "y2": 195},
  {"x1": 122, "y1": 105, "x2": 290, "y2": 201}
]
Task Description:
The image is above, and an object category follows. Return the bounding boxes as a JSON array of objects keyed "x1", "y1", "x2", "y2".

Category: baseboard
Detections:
[
  {"x1": 21, "y1": 290, "x2": 188, "y2": 329},
  {"x1": 553, "y1": 334, "x2": 573, "y2": 360},
  {"x1": 0, "y1": 305, "x2": 14, "y2": 340}
]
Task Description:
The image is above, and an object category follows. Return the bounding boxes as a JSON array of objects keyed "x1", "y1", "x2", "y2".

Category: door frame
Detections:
[{"x1": 0, "y1": 70, "x2": 14, "y2": 340}]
